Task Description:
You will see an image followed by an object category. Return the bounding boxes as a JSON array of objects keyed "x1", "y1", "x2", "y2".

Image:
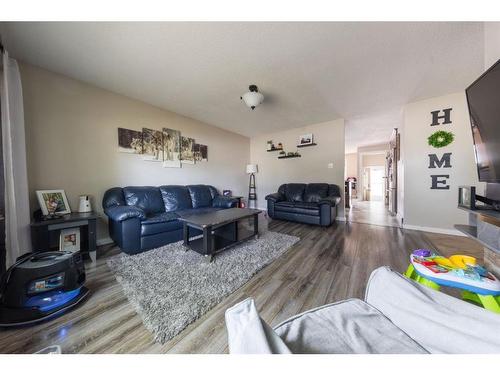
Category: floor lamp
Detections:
[{"x1": 246, "y1": 164, "x2": 258, "y2": 208}]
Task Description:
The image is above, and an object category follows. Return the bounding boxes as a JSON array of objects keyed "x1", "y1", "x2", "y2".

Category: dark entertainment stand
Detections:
[{"x1": 454, "y1": 184, "x2": 500, "y2": 277}]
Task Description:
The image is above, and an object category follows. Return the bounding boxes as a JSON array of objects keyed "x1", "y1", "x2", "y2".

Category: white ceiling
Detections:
[
  {"x1": 345, "y1": 108, "x2": 403, "y2": 154},
  {"x1": 0, "y1": 22, "x2": 485, "y2": 147}
]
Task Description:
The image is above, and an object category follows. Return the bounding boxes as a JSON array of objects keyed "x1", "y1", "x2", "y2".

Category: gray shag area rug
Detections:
[{"x1": 107, "y1": 231, "x2": 299, "y2": 344}]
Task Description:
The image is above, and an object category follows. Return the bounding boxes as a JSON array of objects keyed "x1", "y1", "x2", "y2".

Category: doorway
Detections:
[
  {"x1": 367, "y1": 166, "x2": 384, "y2": 201},
  {"x1": 346, "y1": 150, "x2": 399, "y2": 227}
]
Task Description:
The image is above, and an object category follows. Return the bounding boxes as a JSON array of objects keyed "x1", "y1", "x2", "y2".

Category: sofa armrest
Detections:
[
  {"x1": 365, "y1": 266, "x2": 500, "y2": 353},
  {"x1": 319, "y1": 196, "x2": 341, "y2": 206},
  {"x1": 225, "y1": 298, "x2": 291, "y2": 354},
  {"x1": 213, "y1": 196, "x2": 239, "y2": 208},
  {"x1": 265, "y1": 192, "x2": 285, "y2": 202},
  {"x1": 105, "y1": 205, "x2": 146, "y2": 222}
]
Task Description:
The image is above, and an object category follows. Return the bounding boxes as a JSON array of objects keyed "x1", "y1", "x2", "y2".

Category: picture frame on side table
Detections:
[
  {"x1": 36, "y1": 189, "x2": 72, "y2": 216},
  {"x1": 59, "y1": 227, "x2": 80, "y2": 253}
]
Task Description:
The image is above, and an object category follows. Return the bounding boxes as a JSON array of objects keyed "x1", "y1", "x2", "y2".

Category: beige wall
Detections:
[
  {"x1": 345, "y1": 153, "x2": 358, "y2": 179},
  {"x1": 20, "y1": 63, "x2": 250, "y2": 243},
  {"x1": 485, "y1": 22, "x2": 500, "y2": 69},
  {"x1": 362, "y1": 153, "x2": 386, "y2": 167},
  {"x1": 356, "y1": 144, "x2": 388, "y2": 200},
  {"x1": 403, "y1": 91, "x2": 485, "y2": 233},
  {"x1": 250, "y1": 119, "x2": 345, "y2": 218}
]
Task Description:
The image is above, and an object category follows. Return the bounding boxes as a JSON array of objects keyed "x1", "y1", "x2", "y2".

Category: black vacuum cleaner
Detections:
[{"x1": 0, "y1": 251, "x2": 89, "y2": 327}]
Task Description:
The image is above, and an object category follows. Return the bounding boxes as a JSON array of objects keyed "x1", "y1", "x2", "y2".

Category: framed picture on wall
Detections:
[
  {"x1": 162, "y1": 128, "x2": 181, "y2": 168},
  {"x1": 36, "y1": 189, "x2": 71, "y2": 216},
  {"x1": 117, "y1": 128, "x2": 143, "y2": 154}
]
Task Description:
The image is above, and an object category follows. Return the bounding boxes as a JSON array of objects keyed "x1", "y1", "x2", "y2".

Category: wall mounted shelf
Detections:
[
  {"x1": 296, "y1": 143, "x2": 317, "y2": 148},
  {"x1": 278, "y1": 155, "x2": 301, "y2": 159},
  {"x1": 267, "y1": 148, "x2": 283, "y2": 152}
]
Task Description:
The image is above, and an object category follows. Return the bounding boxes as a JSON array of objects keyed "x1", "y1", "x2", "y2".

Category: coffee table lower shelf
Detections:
[{"x1": 179, "y1": 208, "x2": 261, "y2": 262}]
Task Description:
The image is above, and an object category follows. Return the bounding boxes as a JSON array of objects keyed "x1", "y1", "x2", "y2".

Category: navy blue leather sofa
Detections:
[
  {"x1": 102, "y1": 185, "x2": 239, "y2": 254},
  {"x1": 265, "y1": 183, "x2": 341, "y2": 226}
]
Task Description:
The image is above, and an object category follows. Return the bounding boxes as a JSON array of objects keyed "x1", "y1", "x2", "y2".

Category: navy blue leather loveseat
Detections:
[
  {"x1": 265, "y1": 183, "x2": 341, "y2": 226},
  {"x1": 102, "y1": 185, "x2": 238, "y2": 254}
]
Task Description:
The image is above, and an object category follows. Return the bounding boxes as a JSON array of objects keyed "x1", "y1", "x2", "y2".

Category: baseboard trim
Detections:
[
  {"x1": 97, "y1": 237, "x2": 114, "y2": 246},
  {"x1": 336, "y1": 216, "x2": 346, "y2": 221},
  {"x1": 402, "y1": 224, "x2": 465, "y2": 237}
]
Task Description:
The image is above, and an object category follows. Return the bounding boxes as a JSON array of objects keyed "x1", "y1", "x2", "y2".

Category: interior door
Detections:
[{"x1": 369, "y1": 167, "x2": 385, "y2": 201}]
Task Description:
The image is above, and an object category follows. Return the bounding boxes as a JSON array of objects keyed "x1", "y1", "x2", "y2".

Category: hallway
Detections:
[{"x1": 346, "y1": 199, "x2": 399, "y2": 228}]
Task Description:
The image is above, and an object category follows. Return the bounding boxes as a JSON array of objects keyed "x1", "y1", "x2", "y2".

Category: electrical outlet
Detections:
[{"x1": 327, "y1": 163, "x2": 334, "y2": 169}]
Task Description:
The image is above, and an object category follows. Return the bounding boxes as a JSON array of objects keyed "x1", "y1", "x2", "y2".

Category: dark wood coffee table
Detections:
[{"x1": 177, "y1": 208, "x2": 261, "y2": 262}]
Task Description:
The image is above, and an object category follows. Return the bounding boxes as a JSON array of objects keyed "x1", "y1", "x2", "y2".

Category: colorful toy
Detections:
[
  {"x1": 412, "y1": 249, "x2": 431, "y2": 257},
  {"x1": 405, "y1": 251, "x2": 500, "y2": 313},
  {"x1": 449, "y1": 255, "x2": 476, "y2": 269}
]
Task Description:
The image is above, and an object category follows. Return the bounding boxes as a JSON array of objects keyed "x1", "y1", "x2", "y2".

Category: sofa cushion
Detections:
[
  {"x1": 273, "y1": 299, "x2": 427, "y2": 354},
  {"x1": 123, "y1": 186, "x2": 165, "y2": 215},
  {"x1": 176, "y1": 207, "x2": 223, "y2": 217},
  {"x1": 304, "y1": 183, "x2": 329, "y2": 203},
  {"x1": 284, "y1": 183, "x2": 306, "y2": 202},
  {"x1": 160, "y1": 185, "x2": 192, "y2": 212},
  {"x1": 187, "y1": 185, "x2": 214, "y2": 208},
  {"x1": 275, "y1": 201, "x2": 319, "y2": 216},
  {"x1": 140, "y1": 212, "x2": 182, "y2": 236}
]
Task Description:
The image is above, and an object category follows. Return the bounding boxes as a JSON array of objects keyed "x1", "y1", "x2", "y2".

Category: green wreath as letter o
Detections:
[{"x1": 428, "y1": 130, "x2": 454, "y2": 148}]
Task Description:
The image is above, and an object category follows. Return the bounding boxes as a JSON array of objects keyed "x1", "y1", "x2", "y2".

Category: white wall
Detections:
[
  {"x1": 484, "y1": 22, "x2": 500, "y2": 69},
  {"x1": 20, "y1": 63, "x2": 250, "y2": 243},
  {"x1": 250, "y1": 119, "x2": 345, "y2": 218},
  {"x1": 356, "y1": 144, "x2": 388, "y2": 201},
  {"x1": 362, "y1": 153, "x2": 386, "y2": 167},
  {"x1": 402, "y1": 91, "x2": 484, "y2": 234},
  {"x1": 345, "y1": 153, "x2": 358, "y2": 179}
]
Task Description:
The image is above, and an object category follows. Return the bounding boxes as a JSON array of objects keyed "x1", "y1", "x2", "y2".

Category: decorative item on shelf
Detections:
[
  {"x1": 36, "y1": 190, "x2": 71, "y2": 217},
  {"x1": 428, "y1": 130, "x2": 454, "y2": 148},
  {"x1": 59, "y1": 227, "x2": 80, "y2": 253},
  {"x1": 278, "y1": 152, "x2": 301, "y2": 159},
  {"x1": 78, "y1": 195, "x2": 92, "y2": 213},
  {"x1": 223, "y1": 190, "x2": 232, "y2": 197},
  {"x1": 458, "y1": 186, "x2": 477, "y2": 210},
  {"x1": 279, "y1": 150, "x2": 286, "y2": 156},
  {"x1": 298, "y1": 133, "x2": 314, "y2": 146},
  {"x1": 246, "y1": 164, "x2": 258, "y2": 208},
  {"x1": 241, "y1": 84, "x2": 264, "y2": 110},
  {"x1": 266, "y1": 140, "x2": 284, "y2": 152}
]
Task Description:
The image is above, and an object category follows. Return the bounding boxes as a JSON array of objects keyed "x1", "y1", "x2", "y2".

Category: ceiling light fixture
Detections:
[{"x1": 241, "y1": 84, "x2": 264, "y2": 110}]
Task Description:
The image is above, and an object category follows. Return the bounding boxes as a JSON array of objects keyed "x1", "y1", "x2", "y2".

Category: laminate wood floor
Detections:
[{"x1": 0, "y1": 217, "x2": 483, "y2": 354}]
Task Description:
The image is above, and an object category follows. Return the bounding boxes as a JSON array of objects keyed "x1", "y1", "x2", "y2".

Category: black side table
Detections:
[
  {"x1": 229, "y1": 196, "x2": 244, "y2": 208},
  {"x1": 30, "y1": 212, "x2": 99, "y2": 262}
]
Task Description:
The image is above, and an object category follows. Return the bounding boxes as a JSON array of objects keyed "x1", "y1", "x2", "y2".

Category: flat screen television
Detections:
[{"x1": 465, "y1": 59, "x2": 500, "y2": 183}]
